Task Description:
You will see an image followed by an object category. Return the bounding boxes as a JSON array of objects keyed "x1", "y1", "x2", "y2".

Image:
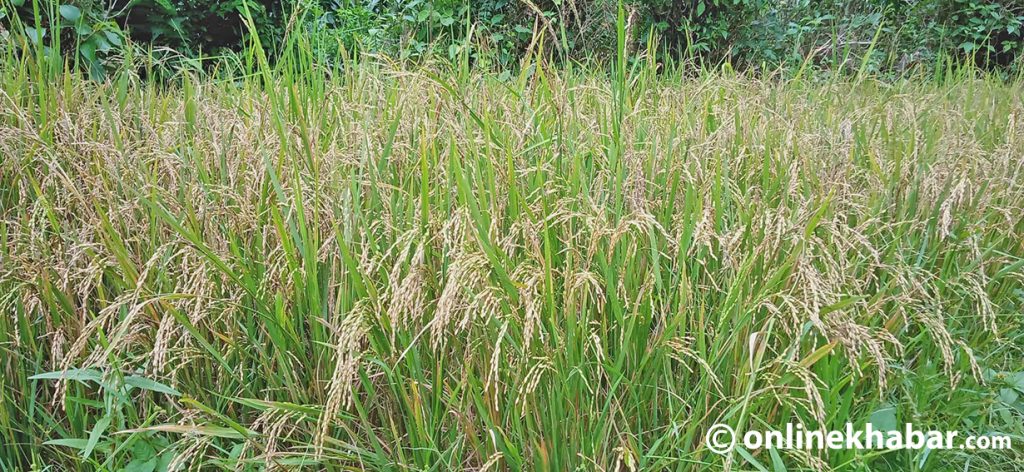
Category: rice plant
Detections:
[{"x1": 1, "y1": 15, "x2": 1023, "y2": 472}]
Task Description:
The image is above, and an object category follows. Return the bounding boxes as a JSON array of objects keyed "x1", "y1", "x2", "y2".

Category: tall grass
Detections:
[{"x1": 1, "y1": 19, "x2": 1023, "y2": 471}]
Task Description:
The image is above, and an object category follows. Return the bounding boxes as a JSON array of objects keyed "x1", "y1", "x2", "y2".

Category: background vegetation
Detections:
[{"x1": 2, "y1": 0, "x2": 1023, "y2": 78}]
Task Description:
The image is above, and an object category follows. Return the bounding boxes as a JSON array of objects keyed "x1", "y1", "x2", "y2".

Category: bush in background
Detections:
[
  {"x1": 937, "y1": 0, "x2": 1023, "y2": 68},
  {"x1": 1, "y1": 0, "x2": 288, "y2": 62},
  {"x1": 2, "y1": 0, "x2": 1021, "y2": 76},
  {"x1": 115, "y1": 0, "x2": 288, "y2": 53},
  {"x1": 0, "y1": 1, "x2": 127, "y2": 79}
]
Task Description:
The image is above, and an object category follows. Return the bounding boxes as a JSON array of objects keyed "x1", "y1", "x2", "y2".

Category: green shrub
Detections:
[
  {"x1": 639, "y1": 0, "x2": 766, "y2": 58},
  {"x1": 1, "y1": 0, "x2": 127, "y2": 79},
  {"x1": 1, "y1": 0, "x2": 291, "y2": 60},
  {"x1": 2, "y1": 0, "x2": 1022, "y2": 77},
  {"x1": 354, "y1": 0, "x2": 540, "y2": 66},
  {"x1": 299, "y1": 2, "x2": 380, "y2": 66},
  {"x1": 938, "y1": 0, "x2": 1023, "y2": 67},
  {"x1": 117, "y1": 0, "x2": 290, "y2": 53}
]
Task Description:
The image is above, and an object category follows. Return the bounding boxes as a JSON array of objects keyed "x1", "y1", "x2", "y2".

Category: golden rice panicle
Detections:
[{"x1": 316, "y1": 301, "x2": 370, "y2": 455}]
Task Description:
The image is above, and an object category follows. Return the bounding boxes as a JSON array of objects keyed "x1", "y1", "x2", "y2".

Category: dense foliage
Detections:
[{"x1": 2, "y1": 0, "x2": 1022, "y2": 75}]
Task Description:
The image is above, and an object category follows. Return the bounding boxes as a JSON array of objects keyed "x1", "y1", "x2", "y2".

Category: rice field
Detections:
[{"x1": 1, "y1": 45, "x2": 1023, "y2": 470}]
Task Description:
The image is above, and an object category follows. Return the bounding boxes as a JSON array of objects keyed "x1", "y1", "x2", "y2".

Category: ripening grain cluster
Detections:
[{"x1": 1, "y1": 55, "x2": 1023, "y2": 470}]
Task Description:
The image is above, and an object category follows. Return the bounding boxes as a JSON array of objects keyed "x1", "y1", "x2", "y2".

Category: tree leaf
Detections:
[
  {"x1": 125, "y1": 457, "x2": 158, "y2": 472},
  {"x1": 59, "y1": 4, "x2": 81, "y2": 22},
  {"x1": 24, "y1": 27, "x2": 46, "y2": 44},
  {"x1": 1010, "y1": 372, "x2": 1024, "y2": 393},
  {"x1": 154, "y1": 0, "x2": 176, "y2": 12},
  {"x1": 105, "y1": 31, "x2": 123, "y2": 47},
  {"x1": 80, "y1": 42, "x2": 97, "y2": 62},
  {"x1": 869, "y1": 403, "x2": 898, "y2": 432}
]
